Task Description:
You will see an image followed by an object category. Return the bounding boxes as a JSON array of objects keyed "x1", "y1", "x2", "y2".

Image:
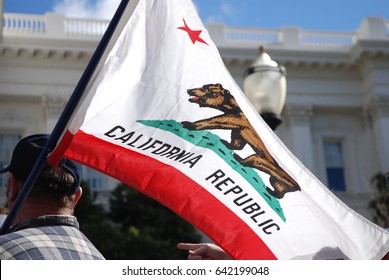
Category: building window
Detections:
[
  {"x1": 85, "y1": 167, "x2": 107, "y2": 190},
  {"x1": 323, "y1": 140, "x2": 346, "y2": 191},
  {"x1": 0, "y1": 134, "x2": 21, "y2": 188}
]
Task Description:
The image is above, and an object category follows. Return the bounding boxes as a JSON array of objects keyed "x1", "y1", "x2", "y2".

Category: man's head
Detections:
[
  {"x1": 1, "y1": 134, "x2": 82, "y2": 192},
  {"x1": 0, "y1": 134, "x2": 83, "y2": 216}
]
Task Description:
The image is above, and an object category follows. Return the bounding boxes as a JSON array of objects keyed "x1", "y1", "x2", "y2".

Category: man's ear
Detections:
[
  {"x1": 73, "y1": 186, "x2": 83, "y2": 206},
  {"x1": 8, "y1": 174, "x2": 22, "y2": 205}
]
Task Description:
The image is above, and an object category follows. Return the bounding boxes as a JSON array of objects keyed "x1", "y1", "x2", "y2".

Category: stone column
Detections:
[
  {"x1": 42, "y1": 95, "x2": 68, "y2": 132},
  {"x1": 365, "y1": 96, "x2": 389, "y2": 171},
  {"x1": 283, "y1": 104, "x2": 315, "y2": 171}
]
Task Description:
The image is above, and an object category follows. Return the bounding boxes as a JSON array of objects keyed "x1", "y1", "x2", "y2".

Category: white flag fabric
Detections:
[{"x1": 51, "y1": 0, "x2": 389, "y2": 259}]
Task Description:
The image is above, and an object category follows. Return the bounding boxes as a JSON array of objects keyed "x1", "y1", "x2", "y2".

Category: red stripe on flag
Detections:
[
  {"x1": 64, "y1": 130, "x2": 277, "y2": 260},
  {"x1": 48, "y1": 130, "x2": 75, "y2": 167}
]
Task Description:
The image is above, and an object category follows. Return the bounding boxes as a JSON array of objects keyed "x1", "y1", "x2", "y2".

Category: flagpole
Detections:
[{"x1": 0, "y1": 0, "x2": 131, "y2": 235}]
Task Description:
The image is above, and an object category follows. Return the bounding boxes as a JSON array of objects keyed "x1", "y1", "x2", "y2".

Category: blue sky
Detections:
[{"x1": 3, "y1": 0, "x2": 389, "y2": 32}]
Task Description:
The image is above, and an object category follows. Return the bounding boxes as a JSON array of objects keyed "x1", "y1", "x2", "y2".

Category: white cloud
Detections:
[
  {"x1": 220, "y1": 1, "x2": 235, "y2": 18},
  {"x1": 53, "y1": 0, "x2": 121, "y2": 19}
]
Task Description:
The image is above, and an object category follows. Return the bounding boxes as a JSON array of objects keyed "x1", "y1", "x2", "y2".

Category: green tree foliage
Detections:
[
  {"x1": 75, "y1": 182, "x2": 202, "y2": 259},
  {"x1": 108, "y1": 183, "x2": 202, "y2": 259},
  {"x1": 369, "y1": 172, "x2": 389, "y2": 228},
  {"x1": 74, "y1": 181, "x2": 119, "y2": 257}
]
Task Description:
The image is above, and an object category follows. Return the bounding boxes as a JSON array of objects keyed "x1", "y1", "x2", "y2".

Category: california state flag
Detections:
[{"x1": 50, "y1": 0, "x2": 389, "y2": 259}]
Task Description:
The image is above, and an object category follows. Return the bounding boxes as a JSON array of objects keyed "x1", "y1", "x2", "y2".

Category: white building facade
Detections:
[{"x1": 0, "y1": 7, "x2": 388, "y2": 219}]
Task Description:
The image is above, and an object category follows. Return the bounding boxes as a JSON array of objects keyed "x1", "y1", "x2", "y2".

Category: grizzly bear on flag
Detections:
[{"x1": 181, "y1": 83, "x2": 301, "y2": 199}]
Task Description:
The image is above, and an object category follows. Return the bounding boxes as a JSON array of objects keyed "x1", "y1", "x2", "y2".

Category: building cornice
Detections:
[
  {"x1": 350, "y1": 40, "x2": 389, "y2": 64},
  {"x1": 0, "y1": 36, "x2": 95, "y2": 68},
  {"x1": 221, "y1": 47, "x2": 359, "y2": 71}
]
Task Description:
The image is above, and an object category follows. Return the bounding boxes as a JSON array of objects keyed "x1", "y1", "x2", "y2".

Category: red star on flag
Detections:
[{"x1": 177, "y1": 18, "x2": 208, "y2": 45}]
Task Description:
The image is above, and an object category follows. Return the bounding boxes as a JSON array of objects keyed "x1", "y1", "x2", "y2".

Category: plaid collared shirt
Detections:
[{"x1": 0, "y1": 215, "x2": 105, "y2": 260}]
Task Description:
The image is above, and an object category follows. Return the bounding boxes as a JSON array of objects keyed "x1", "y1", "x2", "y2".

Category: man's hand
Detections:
[{"x1": 177, "y1": 243, "x2": 233, "y2": 260}]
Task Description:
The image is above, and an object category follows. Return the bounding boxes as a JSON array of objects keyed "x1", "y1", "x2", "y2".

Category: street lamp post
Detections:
[{"x1": 243, "y1": 46, "x2": 287, "y2": 131}]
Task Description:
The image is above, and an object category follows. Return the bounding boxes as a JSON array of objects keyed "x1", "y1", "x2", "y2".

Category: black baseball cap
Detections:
[{"x1": 0, "y1": 134, "x2": 82, "y2": 194}]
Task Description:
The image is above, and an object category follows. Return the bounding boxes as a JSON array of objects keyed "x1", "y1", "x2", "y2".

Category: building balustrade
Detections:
[
  {"x1": 3, "y1": 13, "x2": 109, "y2": 39},
  {"x1": 2, "y1": 12, "x2": 388, "y2": 49}
]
